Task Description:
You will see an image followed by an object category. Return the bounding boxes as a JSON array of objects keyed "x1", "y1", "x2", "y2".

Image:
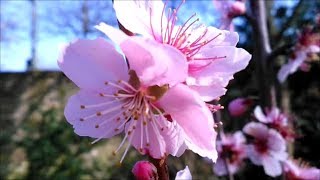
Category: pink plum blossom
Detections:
[
  {"x1": 228, "y1": 97, "x2": 253, "y2": 117},
  {"x1": 175, "y1": 166, "x2": 192, "y2": 180},
  {"x1": 107, "y1": 0, "x2": 251, "y2": 102},
  {"x1": 213, "y1": 131, "x2": 247, "y2": 176},
  {"x1": 243, "y1": 122, "x2": 287, "y2": 177},
  {"x1": 132, "y1": 161, "x2": 158, "y2": 180},
  {"x1": 278, "y1": 28, "x2": 320, "y2": 83},
  {"x1": 58, "y1": 37, "x2": 218, "y2": 162},
  {"x1": 283, "y1": 159, "x2": 320, "y2": 180},
  {"x1": 254, "y1": 106, "x2": 295, "y2": 141},
  {"x1": 213, "y1": 0, "x2": 246, "y2": 30}
]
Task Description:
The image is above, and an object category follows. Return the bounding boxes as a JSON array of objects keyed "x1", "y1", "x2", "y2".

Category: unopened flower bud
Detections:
[
  {"x1": 228, "y1": 97, "x2": 253, "y2": 117},
  {"x1": 132, "y1": 161, "x2": 158, "y2": 180},
  {"x1": 230, "y1": 1, "x2": 246, "y2": 17}
]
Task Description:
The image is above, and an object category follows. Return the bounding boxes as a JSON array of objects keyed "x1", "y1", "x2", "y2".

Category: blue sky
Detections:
[{"x1": 0, "y1": 0, "x2": 297, "y2": 72}]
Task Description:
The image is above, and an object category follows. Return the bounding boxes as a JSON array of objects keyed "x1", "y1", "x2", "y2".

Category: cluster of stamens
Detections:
[
  {"x1": 78, "y1": 80, "x2": 170, "y2": 163},
  {"x1": 150, "y1": 0, "x2": 227, "y2": 63}
]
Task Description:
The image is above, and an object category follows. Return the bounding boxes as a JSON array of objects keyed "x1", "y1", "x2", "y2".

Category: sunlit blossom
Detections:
[
  {"x1": 243, "y1": 122, "x2": 287, "y2": 177},
  {"x1": 254, "y1": 106, "x2": 295, "y2": 141},
  {"x1": 109, "y1": 0, "x2": 251, "y2": 103},
  {"x1": 283, "y1": 159, "x2": 320, "y2": 180},
  {"x1": 278, "y1": 27, "x2": 320, "y2": 83},
  {"x1": 213, "y1": 131, "x2": 247, "y2": 176},
  {"x1": 58, "y1": 36, "x2": 217, "y2": 162}
]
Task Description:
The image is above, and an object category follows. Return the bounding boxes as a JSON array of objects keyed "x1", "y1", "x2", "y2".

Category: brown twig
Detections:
[{"x1": 149, "y1": 157, "x2": 169, "y2": 180}]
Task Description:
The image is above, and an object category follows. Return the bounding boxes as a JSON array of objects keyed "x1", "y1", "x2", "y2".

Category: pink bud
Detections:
[
  {"x1": 228, "y1": 98, "x2": 253, "y2": 117},
  {"x1": 132, "y1": 161, "x2": 158, "y2": 180},
  {"x1": 230, "y1": 1, "x2": 246, "y2": 17}
]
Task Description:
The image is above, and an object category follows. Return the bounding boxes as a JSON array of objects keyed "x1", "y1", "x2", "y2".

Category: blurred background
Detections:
[{"x1": 1, "y1": 0, "x2": 319, "y2": 179}]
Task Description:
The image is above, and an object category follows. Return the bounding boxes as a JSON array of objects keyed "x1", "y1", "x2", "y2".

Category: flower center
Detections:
[
  {"x1": 78, "y1": 70, "x2": 170, "y2": 163},
  {"x1": 254, "y1": 139, "x2": 268, "y2": 154}
]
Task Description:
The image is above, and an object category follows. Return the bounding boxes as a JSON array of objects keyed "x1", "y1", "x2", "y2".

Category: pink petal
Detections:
[
  {"x1": 202, "y1": 26, "x2": 239, "y2": 47},
  {"x1": 243, "y1": 122, "x2": 269, "y2": 140},
  {"x1": 190, "y1": 85, "x2": 227, "y2": 102},
  {"x1": 307, "y1": 45, "x2": 320, "y2": 53},
  {"x1": 299, "y1": 168, "x2": 320, "y2": 180},
  {"x1": 213, "y1": 158, "x2": 228, "y2": 176},
  {"x1": 261, "y1": 155, "x2": 282, "y2": 177},
  {"x1": 267, "y1": 129, "x2": 286, "y2": 153},
  {"x1": 254, "y1": 106, "x2": 269, "y2": 123},
  {"x1": 163, "y1": 121, "x2": 186, "y2": 157},
  {"x1": 95, "y1": 22, "x2": 128, "y2": 45},
  {"x1": 233, "y1": 131, "x2": 246, "y2": 144},
  {"x1": 128, "y1": 117, "x2": 185, "y2": 159},
  {"x1": 175, "y1": 166, "x2": 192, "y2": 180},
  {"x1": 120, "y1": 37, "x2": 188, "y2": 87},
  {"x1": 277, "y1": 51, "x2": 307, "y2": 83},
  {"x1": 113, "y1": 0, "x2": 165, "y2": 40},
  {"x1": 246, "y1": 145, "x2": 263, "y2": 165},
  {"x1": 64, "y1": 90, "x2": 124, "y2": 138},
  {"x1": 127, "y1": 116, "x2": 166, "y2": 159},
  {"x1": 58, "y1": 38, "x2": 129, "y2": 91},
  {"x1": 188, "y1": 47, "x2": 251, "y2": 87},
  {"x1": 158, "y1": 84, "x2": 217, "y2": 161}
]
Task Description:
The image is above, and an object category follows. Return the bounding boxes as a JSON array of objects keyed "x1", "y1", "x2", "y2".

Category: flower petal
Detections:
[
  {"x1": 158, "y1": 84, "x2": 217, "y2": 161},
  {"x1": 254, "y1": 106, "x2": 269, "y2": 123},
  {"x1": 246, "y1": 145, "x2": 263, "y2": 165},
  {"x1": 95, "y1": 22, "x2": 129, "y2": 45},
  {"x1": 128, "y1": 117, "x2": 185, "y2": 159},
  {"x1": 58, "y1": 38, "x2": 129, "y2": 91},
  {"x1": 213, "y1": 158, "x2": 228, "y2": 176},
  {"x1": 126, "y1": 116, "x2": 166, "y2": 159},
  {"x1": 175, "y1": 166, "x2": 192, "y2": 180},
  {"x1": 64, "y1": 90, "x2": 124, "y2": 138},
  {"x1": 277, "y1": 51, "x2": 307, "y2": 83},
  {"x1": 188, "y1": 47, "x2": 251, "y2": 87},
  {"x1": 243, "y1": 122, "x2": 269, "y2": 140},
  {"x1": 261, "y1": 155, "x2": 282, "y2": 177},
  {"x1": 113, "y1": 0, "x2": 165, "y2": 40},
  {"x1": 202, "y1": 26, "x2": 239, "y2": 47},
  {"x1": 120, "y1": 37, "x2": 188, "y2": 87},
  {"x1": 267, "y1": 129, "x2": 286, "y2": 152},
  {"x1": 190, "y1": 84, "x2": 227, "y2": 102}
]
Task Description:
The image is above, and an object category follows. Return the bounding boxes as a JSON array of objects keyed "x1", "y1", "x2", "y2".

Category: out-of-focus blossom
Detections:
[
  {"x1": 132, "y1": 161, "x2": 158, "y2": 180},
  {"x1": 59, "y1": 36, "x2": 218, "y2": 161},
  {"x1": 228, "y1": 97, "x2": 253, "y2": 117},
  {"x1": 175, "y1": 166, "x2": 192, "y2": 180},
  {"x1": 110, "y1": 0, "x2": 251, "y2": 103},
  {"x1": 243, "y1": 122, "x2": 287, "y2": 177},
  {"x1": 213, "y1": 0, "x2": 246, "y2": 30},
  {"x1": 213, "y1": 131, "x2": 247, "y2": 176},
  {"x1": 278, "y1": 27, "x2": 320, "y2": 83},
  {"x1": 254, "y1": 106, "x2": 295, "y2": 141},
  {"x1": 283, "y1": 159, "x2": 320, "y2": 180}
]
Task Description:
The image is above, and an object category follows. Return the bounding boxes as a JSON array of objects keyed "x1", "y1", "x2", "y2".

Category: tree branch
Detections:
[{"x1": 248, "y1": 0, "x2": 273, "y2": 107}]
